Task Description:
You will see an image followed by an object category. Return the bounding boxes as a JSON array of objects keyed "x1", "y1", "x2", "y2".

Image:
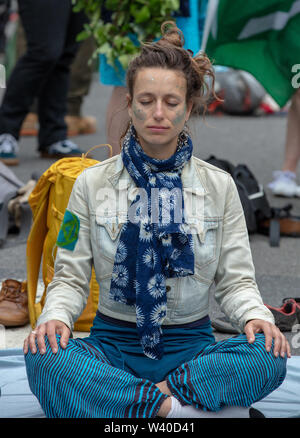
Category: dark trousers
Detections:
[{"x1": 0, "y1": 0, "x2": 86, "y2": 149}]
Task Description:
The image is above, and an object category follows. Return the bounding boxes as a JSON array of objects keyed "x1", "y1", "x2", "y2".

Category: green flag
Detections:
[{"x1": 204, "y1": 0, "x2": 300, "y2": 107}]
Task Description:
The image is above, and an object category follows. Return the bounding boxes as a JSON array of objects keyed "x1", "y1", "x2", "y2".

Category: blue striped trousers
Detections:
[{"x1": 25, "y1": 333, "x2": 287, "y2": 418}]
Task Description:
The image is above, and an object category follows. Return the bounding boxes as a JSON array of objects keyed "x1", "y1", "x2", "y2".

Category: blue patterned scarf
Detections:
[{"x1": 110, "y1": 126, "x2": 194, "y2": 360}]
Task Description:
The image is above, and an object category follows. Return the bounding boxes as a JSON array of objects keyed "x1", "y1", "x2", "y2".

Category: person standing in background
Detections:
[
  {"x1": 0, "y1": 0, "x2": 86, "y2": 166},
  {"x1": 14, "y1": 21, "x2": 98, "y2": 138},
  {"x1": 268, "y1": 89, "x2": 300, "y2": 197}
]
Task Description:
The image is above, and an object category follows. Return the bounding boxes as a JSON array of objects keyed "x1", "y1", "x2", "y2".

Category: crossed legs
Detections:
[{"x1": 25, "y1": 333, "x2": 287, "y2": 418}]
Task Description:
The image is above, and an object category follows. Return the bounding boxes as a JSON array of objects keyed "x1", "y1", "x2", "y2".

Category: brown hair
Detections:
[{"x1": 126, "y1": 21, "x2": 217, "y2": 115}]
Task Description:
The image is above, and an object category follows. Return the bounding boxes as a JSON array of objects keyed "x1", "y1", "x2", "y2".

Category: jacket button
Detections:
[{"x1": 166, "y1": 286, "x2": 171, "y2": 292}]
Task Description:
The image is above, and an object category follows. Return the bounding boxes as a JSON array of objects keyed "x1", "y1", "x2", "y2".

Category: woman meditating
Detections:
[{"x1": 24, "y1": 22, "x2": 289, "y2": 418}]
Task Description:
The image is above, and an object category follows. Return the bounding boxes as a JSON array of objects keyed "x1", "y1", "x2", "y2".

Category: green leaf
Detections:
[
  {"x1": 118, "y1": 54, "x2": 130, "y2": 70},
  {"x1": 105, "y1": 0, "x2": 119, "y2": 10},
  {"x1": 114, "y1": 11, "x2": 126, "y2": 27},
  {"x1": 119, "y1": 52, "x2": 138, "y2": 70},
  {"x1": 76, "y1": 29, "x2": 91, "y2": 42},
  {"x1": 134, "y1": 5, "x2": 151, "y2": 23},
  {"x1": 113, "y1": 35, "x2": 125, "y2": 51},
  {"x1": 172, "y1": 0, "x2": 180, "y2": 10},
  {"x1": 99, "y1": 42, "x2": 112, "y2": 55}
]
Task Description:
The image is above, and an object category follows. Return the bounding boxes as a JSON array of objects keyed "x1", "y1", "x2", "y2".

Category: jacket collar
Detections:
[{"x1": 107, "y1": 154, "x2": 208, "y2": 195}]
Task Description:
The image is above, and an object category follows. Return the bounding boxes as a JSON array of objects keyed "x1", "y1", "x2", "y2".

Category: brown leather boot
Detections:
[
  {"x1": 0, "y1": 279, "x2": 29, "y2": 326},
  {"x1": 65, "y1": 115, "x2": 97, "y2": 136}
]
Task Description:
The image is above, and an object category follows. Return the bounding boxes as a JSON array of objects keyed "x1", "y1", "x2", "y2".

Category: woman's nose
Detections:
[{"x1": 153, "y1": 102, "x2": 164, "y2": 120}]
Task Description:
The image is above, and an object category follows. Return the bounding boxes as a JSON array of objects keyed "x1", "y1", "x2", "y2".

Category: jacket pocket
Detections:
[
  {"x1": 95, "y1": 216, "x2": 126, "y2": 263},
  {"x1": 194, "y1": 220, "x2": 219, "y2": 271}
]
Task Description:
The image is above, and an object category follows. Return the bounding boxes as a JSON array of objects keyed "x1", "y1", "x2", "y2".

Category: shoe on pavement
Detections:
[
  {"x1": 0, "y1": 279, "x2": 29, "y2": 326},
  {"x1": 65, "y1": 115, "x2": 97, "y2": 136},
  {"x1": 20, "y1": 112, "x2": 38, "y2": 136},
  {"x1": 20, "y1": 113, "x2": 97, "y2": 137},
  {"x1": 265, "y1": 299, "x2": 300, "y2": 331},
  {"x1": 40, "y1": 139, "x2": 83, "y2": 159},
  {"x1": 0, "y1": 133, "x2": 19, "y2": 165},
  {"x1": 268, "y1": 170, "x2": 300, "y2": 197},
  {"x1": 282, "y1": 297, "x2": 300, "y2": 314}
]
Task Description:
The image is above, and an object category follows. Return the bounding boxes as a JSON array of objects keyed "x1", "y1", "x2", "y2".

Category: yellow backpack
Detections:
[{"x1": 26, "y1": 146, "x2": 112, "y2": 331}]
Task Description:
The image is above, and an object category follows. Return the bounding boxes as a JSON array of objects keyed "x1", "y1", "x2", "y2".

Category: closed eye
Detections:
[{"x1": 139, "y1": 100, "x2": 179, "y2": 107}]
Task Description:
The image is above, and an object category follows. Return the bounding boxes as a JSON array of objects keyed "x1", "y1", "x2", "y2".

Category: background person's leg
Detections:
[
  {"x1": 105, "y1": 86, "x2": 130, "y2": 156},
  {"x1": 37, "y1": 4, "x2": 87, "y2": 150},
  {"x1": 66, "y1": 36, "x2": 95, "y2": 117},
  {"x1": 0, "y1": 0, "x2": 72, "y2": 139},
  {"x1": 268, "y1": 90, "x2": 300, "y2": 197},
  {"x1": 282, "y1": 89, "x2": 300, "y2": 174}
]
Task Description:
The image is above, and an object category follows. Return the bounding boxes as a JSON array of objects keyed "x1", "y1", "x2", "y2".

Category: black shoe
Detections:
[{"x1": 249, "y1": 407, "x2": 265, "y2": 418}]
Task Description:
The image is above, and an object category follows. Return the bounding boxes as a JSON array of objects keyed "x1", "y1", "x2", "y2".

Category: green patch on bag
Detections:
[{"x1": 56, "y1": 210, "x2": 80, "y2": 251}]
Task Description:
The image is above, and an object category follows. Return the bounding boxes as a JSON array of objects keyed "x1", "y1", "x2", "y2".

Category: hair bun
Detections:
[{"x1": 159, "y1": 21, "x2": 185, "y2": 49}]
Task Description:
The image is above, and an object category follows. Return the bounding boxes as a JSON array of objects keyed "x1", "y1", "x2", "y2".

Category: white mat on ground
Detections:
[
  {"x1": 0, "y1": 348, "x2": 299, "y2": 418},
  {"x1": 0, "y1": 348, "x2": 45, "y2": 418}
]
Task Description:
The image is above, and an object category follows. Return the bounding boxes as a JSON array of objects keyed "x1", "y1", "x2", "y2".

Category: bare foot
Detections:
[
  {"x1": 155, "y1": 380, "x2": 173, "y2": 417},
  {"x1": 155, "y1": 380, "x2": 172, "y2": 396}
]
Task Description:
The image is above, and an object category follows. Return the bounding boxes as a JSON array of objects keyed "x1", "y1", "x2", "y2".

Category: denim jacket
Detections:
[{"x1": 37, "y1": 154, "x2": 274, "y2": 331}]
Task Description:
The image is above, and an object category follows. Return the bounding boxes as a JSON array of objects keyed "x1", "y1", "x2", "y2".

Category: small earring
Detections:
[{"x1": 184, "y1": 121, "x2": 191, "y2": 135}]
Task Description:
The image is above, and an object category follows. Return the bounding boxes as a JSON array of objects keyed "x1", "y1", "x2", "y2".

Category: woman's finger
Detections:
[
  {"x1": 280, "y1": 333, "x2": 291, "y2": 358},
  {"x1": 28, "y1": 329, "x2": 39, "y2": 354},
  {"x1": 59, "y1": 324, "x2": 70, "y2": 349},
  {"x1": 46, "y1": 322, "x2": 59, "y2": 354},
  {"x1": 286, "y1": 338, "x2": 292, "y2": 358},
  {"x1": 23, "y1": 336, "x2": 29, "y2": 354},
  {"x1": 272, "y1": 327, "x2": 282, "y2": 357},
  {"x1": 261, "y1": 323, "x2": 273, "y2": 353},
  {"x1": 244, "y1": 323, "x2": 255, "y2": 344},
  {"x1": 36, "y1": 324, "x2": 47, "y2": 355}
]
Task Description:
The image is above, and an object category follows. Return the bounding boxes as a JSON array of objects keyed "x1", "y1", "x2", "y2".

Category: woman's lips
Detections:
[{"x1": 147, "y1": 126, "x2": 169, "y2": 133}]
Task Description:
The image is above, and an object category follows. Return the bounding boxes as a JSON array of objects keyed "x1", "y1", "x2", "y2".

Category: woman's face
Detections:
[{"x1": 127, "y1": 67, "x2": 192, "y2": 159}]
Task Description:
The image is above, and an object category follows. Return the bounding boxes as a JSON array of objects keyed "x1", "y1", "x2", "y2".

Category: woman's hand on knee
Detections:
[
  {"x1": 23, "y1": 320, "x2": 71, "y2": 355},
  {"x1": 244, "y1": 319, "x2": 291, "y2": 358}
]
